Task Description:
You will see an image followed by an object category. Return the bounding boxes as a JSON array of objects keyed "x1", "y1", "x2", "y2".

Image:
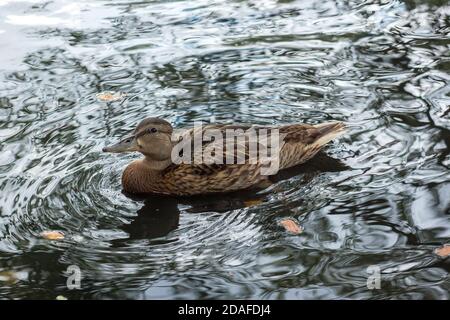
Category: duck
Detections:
[{"x1": 103, "y1": 117, "x2": 345, "y2": 196}]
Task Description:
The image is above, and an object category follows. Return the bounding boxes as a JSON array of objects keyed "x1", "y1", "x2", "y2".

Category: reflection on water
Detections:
[{"x1": 0, "y1": 0, "x2": 449, "y2": 299}]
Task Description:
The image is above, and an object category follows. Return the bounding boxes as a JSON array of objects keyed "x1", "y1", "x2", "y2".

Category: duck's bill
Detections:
[{"x1": 102, "y1": 135, "x2": 138, "y2": 153}]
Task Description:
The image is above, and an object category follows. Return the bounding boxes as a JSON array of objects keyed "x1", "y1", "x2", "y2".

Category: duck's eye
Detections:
[{"x1": 149, "y1": 128, "x2": 157, "y2": 133}]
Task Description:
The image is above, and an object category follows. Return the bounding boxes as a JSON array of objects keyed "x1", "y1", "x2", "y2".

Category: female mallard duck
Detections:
[{"x1": 103, "y1": 118, "x2": 345, "y2": 196}]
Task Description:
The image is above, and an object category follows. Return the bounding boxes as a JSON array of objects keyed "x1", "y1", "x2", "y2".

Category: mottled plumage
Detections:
[{"x1": 103, "y1": 118, "x2": 345, "y2": 195}]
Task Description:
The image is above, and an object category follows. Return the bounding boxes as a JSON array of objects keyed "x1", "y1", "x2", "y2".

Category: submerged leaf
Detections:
[
  {"x1": 96, "y1": 91, "x2": 125, "y2": 102},
  {"x1": 279, "y1": 218, "x2": 303, "y2": 235},
  {"x1": 435, "y1": 244, "x2": 450, "y2": 257},
  {"x1": 41, "y1": 230, "x2": 65, "y2": 240}
]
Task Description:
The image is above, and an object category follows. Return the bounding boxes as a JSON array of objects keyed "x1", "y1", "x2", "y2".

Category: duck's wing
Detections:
[
  {"x1": 163, "y1": 123, "x2": 282, "y2": 194},
  {"x1": 164, "y1": 122, "x2": 345, "y2": 193},
  {"x1": 171, "y1": 123, "x2": 274, "y2": 165}
]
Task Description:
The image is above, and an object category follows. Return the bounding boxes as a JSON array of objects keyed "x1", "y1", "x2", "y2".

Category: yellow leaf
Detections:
[
  {"x1": 41, "y1": 230, "x2": 65, "y2": 240},
  {"x1": 96, "y1": 91, "x2": 125, "y2": 102},
  {"x1": 279, "y1": 218, "x2": 303, "y2": 235},
  {"x1": 56, "y1": 295, "x2": 68, "y2": 300},
  {"x1": 243, "y1": 199, "x2": 263, "y2": 207},
  {"x1": 0, "y1": 271, "x2": 18, "y2": 283},
  {"x1": 435, "y1": 244, "x2": 450, "y2": 257}
]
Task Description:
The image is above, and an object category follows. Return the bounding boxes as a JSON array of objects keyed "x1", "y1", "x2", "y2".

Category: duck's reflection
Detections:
[
  {"x1": 118, "y1": 152, "x2": 348, "y2": 241},
  {"x1": 120, "y1": 194, "x2": 181, "y2": 240}
]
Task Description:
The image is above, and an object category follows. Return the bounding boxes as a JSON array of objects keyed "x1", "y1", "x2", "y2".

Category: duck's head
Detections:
[{"x1": 103, "y1": 117, "x2": 173, "y2": 161}]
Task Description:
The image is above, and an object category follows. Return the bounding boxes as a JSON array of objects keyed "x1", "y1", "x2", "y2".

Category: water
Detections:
[{"x1": 0, "y1": 0, "x2": 449, "y2": 299}]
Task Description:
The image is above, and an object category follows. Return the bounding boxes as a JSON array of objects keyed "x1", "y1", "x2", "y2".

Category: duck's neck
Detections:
[
  {"x1": 122, "y1": 157, "x2": 172, "y2": 194},
  {"x1": 141, "y1": 156, "x2": 172, "y2": 171}
]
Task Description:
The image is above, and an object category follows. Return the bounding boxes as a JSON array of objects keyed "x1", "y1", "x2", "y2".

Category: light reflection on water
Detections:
[{"x1": 0, "y1": 0, "x2": 449, "y2": 299}]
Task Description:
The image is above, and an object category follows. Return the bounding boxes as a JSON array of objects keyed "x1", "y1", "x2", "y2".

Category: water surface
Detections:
[{"x1": 0, "y1": 0, "x2": 449, "y2": 299}]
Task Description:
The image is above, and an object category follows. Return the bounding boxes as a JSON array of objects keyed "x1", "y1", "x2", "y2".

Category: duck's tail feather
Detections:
[{"x1": 312, "y1": 122, "x2": 346, "y2": 147}]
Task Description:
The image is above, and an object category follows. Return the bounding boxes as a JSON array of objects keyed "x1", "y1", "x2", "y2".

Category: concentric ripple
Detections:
[{"x1": 0, "y1": 0, "x2": 449, "y2": 299}]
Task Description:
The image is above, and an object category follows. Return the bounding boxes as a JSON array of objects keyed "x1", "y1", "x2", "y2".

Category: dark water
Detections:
[{"x1": 0, "y1": 0, "x2": 449, "y2": 299}]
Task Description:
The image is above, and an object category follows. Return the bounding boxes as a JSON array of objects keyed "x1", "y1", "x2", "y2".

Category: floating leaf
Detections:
[
  {"x1": 434, "y1": 244, "x2": 450, "y2": 257},
  {"x1": 41, "y1": 230, "x2": 65, "y2": 240},
  {"x1": 243, "y1": 199, "x2": 263, "y2": 207},
  {"x1": 56, "y1": 295, "x2": 68, "y2": 300},
  {"x1": 279, "y1": 218, "x2": 303, "y2": 235},
  {"x1": 0, "y1": 271, "x2": 18, "y2": 284},
  {"x1": 0, "y1": 270, "x2": 28, "y2": 284},
  {"x1": 96, "y1": 91, "x2": 125, "y2": 102}
]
